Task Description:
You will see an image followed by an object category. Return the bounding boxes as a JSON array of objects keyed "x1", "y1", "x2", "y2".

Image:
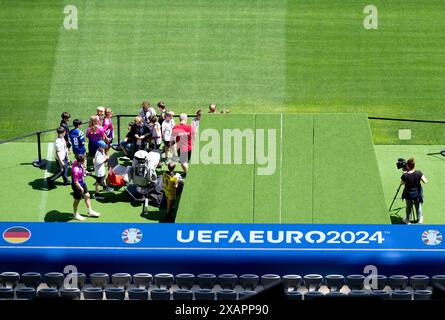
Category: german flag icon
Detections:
[{"x1": 2, "y1": 226, "x2": 31, "y2": 244}]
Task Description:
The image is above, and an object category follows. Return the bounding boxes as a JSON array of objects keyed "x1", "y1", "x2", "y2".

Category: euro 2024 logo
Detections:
[
  {"x1": 422, "y1": 230, "x2": 442, "y2": 246},
  {"x1": 122, "y1": 228, "x2": 143, "y2": 244}
]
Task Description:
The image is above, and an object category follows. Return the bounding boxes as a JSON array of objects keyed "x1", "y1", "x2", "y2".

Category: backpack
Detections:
[{"x1": 107, "y1": 167, "x2": 126, "y2": 187}]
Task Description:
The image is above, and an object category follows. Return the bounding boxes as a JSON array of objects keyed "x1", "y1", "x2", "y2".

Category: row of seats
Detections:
[
  {"x1": 0, "y1": 286, "x2": 256, "y2": 300},
  {"x1": 286, "y1": 289, "x2": 434, "y2": 300},
  {"x1": 1, "y1": 272, "x2": 444, "y2": 300},
  {"x1": 2, "y1": 272, "x2": 444, "y2": 290},
  {"x1": 0, "y1": 272, "x2": 280, "y2": 290},
  {"x1": 0, "y1": 286, "x2": 436, "y2": 300},
  {"x1": 295, "y1": 274, "x2": 444, "y2": 291}
]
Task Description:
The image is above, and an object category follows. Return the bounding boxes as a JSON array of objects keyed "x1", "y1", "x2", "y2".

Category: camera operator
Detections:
[{"x1": 401, "y1": 158, "x2": 427, "y2": 224}]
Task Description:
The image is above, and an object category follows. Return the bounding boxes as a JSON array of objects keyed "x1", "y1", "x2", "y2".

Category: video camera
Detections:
[{"x1": 396, "y1": 158, "x2": 408, "y2": 171}]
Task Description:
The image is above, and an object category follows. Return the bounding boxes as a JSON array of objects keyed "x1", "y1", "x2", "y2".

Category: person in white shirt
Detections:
[
  {"x1": 139, "y1": 100, "x2": 156, "y2": 123},
  {"x1": 47, "y1": 127, "x2": 71, "y2": 188},
  {"x1": 148, "y1": 115, "x2": 162, "y2": 150},
  {"x1": 93, "y1": 140, "x2": 110, "y2": 200},
  {"x1": 161, "y1": 111, "x2": 175, "y2": 159},
  {"x1": 192, "y1": 109, "x2": 202, "y2": 130}
]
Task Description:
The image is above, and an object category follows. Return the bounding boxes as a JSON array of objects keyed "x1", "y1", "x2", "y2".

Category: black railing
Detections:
[
  {"x1": 0, "y1": 115, "x2": 443, "y2": 169},
  {"x1": 0, "y1": 114, "x2": 194, "y2": 168},
  {"x1": 368, "y1": 116, "x2": 445, "y2": 124}
]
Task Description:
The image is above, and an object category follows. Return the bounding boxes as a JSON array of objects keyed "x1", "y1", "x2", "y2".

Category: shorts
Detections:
[
  {"x1": 178, "y1": 149, "x2": 192, "y2": 163},
  {"x1": 163, "y1": 140, "x2": 173, "y2": 148},
  {"x1": 95, "y1": 176, "x2": 106, "y2": 186},
  {"x1": 165, "y1": 190, "x2": 177, "y2": 201},
  {"x1": 73, "y1": 151, "x2": 86, "y2": 158},
  {"x1": 150, "y1": 142, "x2": 161, "y2": 151},
  {"x1": 72, "y1": 182, "x2": 88, "y2": 200}
]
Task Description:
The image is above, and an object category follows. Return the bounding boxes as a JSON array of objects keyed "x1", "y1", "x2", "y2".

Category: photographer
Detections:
[{"x1": 401, "y1": 158, "x2": 427, "y2": 224}]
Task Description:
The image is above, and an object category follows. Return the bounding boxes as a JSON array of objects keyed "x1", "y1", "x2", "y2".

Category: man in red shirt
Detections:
[{"x1": 172, "y1": 113, "x2": 195, "y2": 175}]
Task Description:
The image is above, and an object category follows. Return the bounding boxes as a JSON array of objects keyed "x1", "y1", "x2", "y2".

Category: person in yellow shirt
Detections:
[{"x1": 163, "y1": 162, "x2": 179, "y2": 214}]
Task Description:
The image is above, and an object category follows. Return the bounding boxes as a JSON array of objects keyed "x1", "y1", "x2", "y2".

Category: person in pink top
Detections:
[
  {"x1": 86, "y1": 116, "x2": 107, "y2": 157},
  {"x1": 71, "y1": 154, "x2": 101, "y2": 221},
  {"x1": 102, "y1": 107, "x2": 114, "y2": 145}
]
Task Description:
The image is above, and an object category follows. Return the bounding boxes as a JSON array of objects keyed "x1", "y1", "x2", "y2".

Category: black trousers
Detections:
[{"x1": 48, "y1": 158, "x2": 69, "y2": 183}]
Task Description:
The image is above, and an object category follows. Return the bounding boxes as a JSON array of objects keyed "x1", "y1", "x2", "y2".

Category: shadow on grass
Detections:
[
  {"x1": 44, "y1": 210, "x2": 74, "y2": 222},
  {"x1": 29, "y1": 178, "x2": 71, "y2": 191},
  {"x1": 93, "y1": 190, "x2": 143, "y2": 208},
  {"x1": 390, "y1": 206, "x2": 405, "y2": 224},
  {"x1": 141, "y1": 209, "x2": 175, "y2": 223},
  {"x1": 427, "y1": 154, "x2": 445, "y2": 161},
  {"x1": 138, "y1": 184, "x2": 183, "y2": 223},
  {"x1": 19, "y1": 161, "x2": 49, "y2": 170},
  {"x1": 27, "y1": 159, "x2": 71, "y2": 191},
  {"x1": 21, "y1": 160, "x2": 58, "y2": 172}
]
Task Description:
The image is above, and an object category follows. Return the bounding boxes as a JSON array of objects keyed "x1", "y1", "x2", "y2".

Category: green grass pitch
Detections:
[
  {"x1": 0, "y1": 116, "x2": 444, "y2": 224},
  {"x1": 1, "y1": 1, "x2": 445, "y2": 144},
  {"x1": 176, "y1": 114, "x2": 389, "y2": 224}
]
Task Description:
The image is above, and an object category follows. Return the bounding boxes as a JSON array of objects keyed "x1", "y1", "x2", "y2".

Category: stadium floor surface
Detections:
[
  {"x1": 176, "y1": 114, "x2": 388, "y2": 224},
  {"x1": 0, "y1": 141, "x2": 444, "y2": 224},
  {"x1": 1, "y1": 1, "x2": 445, "y2": 145}
]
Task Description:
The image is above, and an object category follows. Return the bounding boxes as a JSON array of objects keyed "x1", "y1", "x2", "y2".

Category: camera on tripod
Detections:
[
  {"x1": 396, "y1": 158, "x2": 408, "y2": 171},
  {"x1": 389, "y1": 158, "x2": 408, "y2": 212}
]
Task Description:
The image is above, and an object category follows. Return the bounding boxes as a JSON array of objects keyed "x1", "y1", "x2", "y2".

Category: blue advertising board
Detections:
[{"x1": 0, "y1": 223, "x2": 444, "y2": 275}]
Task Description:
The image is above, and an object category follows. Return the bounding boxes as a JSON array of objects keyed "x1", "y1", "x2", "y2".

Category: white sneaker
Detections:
[
  {"x1": 74, "y1": 213, "x2": 86, "y2": 221},
  {"x1": 418, "y1": 217, "x2": 424, "y2": 224},
  {"x1": 88, "y1": 210, "x2": 101, "y2": 217},
  {"x1": 403, "y1": 218, "x2": 411, "y2": 225}
]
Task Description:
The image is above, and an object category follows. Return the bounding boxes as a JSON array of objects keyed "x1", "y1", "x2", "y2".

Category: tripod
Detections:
[
  {"x1": 389, "y1": 183, "x2": 419, "y2": 221},
  {"x1": 388, "y1": 183, "x2": 402, "y2": 212}
]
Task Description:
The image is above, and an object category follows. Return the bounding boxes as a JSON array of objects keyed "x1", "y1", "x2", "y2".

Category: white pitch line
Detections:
[
  {"x1": 279, "y1": 113, "x2": 283, "y2": 224},
  {"x1": 38, "y1": 143, "x2": 54, "y2": 221}
]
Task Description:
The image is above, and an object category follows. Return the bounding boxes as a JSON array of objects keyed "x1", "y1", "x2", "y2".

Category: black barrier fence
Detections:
[
  {"x1": 368, "y1": 116, "x2": 445, "y2": 145},
  {"x1": 368, "y1": 116, "x2": 445, "y2": 124},
  {"x1": 113, "y1": 114, "x2": 194, "y2": 148},
  {"x1": 0, "y1": 115, "x2": 444, "y2": 169},
  {"x1": 0, "y1": 114, "x2": 193, "y2": 169}
]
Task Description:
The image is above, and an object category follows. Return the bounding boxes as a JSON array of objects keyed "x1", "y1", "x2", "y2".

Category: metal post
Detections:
[
  {"x1": 117, "y1": 114, "x2": 121, "y2": 144},
  {"x1": 32, "y1": 131, "x2": 48, "y2": 168},
  {"x1": 112, "y1": 114, "x2": 122, "y2": 151}
]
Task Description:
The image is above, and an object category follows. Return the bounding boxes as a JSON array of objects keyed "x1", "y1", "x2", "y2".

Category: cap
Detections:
[{"x1": 98, "y1": 140, "x2": 108, "y2": 149}]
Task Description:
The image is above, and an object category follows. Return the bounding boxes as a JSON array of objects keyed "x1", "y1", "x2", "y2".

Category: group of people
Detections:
[
  {"x1": 46, "y1": 106, "x2": 115, "y2": 221},
  {"x1": 46, "y1": 101, "x2": 215, "y2": 221},
  {"x1": 119, "y1": 100, "x2": 201, "y2": 174}
]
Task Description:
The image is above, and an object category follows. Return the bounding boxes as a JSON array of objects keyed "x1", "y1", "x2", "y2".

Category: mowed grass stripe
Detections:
[
  {"x1": 0, "y1": 1, "x2": 62, "y2": 140},
  {"x1": 253, "y1": 114, "x2": 281, "y2": 223},
  {"x1": 176, "y1": 115, "x2": 255, "y2": 223},
  {"x1": 0, "y1": 142, "x2": 50, "y2": 222},
  {"x1": 284, "y1": 1, "x2": 445, "y2": 145},
  {"x1": 2, "y1": 2, "x2": 445, "y2": 144},
  {"x1": 40, "y1": 0, "x2": 287, "y2": 138},
  {"x1": 313, "y1": 114, "x2": 389, "y2": 224},
  {"x1": 281, "y1": 114, "x2": 314, "y2": 223}
]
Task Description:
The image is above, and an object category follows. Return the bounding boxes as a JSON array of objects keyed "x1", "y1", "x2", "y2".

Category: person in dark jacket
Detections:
[{"x1": 401, "y1": 158, "x2": 427, "y2": 224}]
